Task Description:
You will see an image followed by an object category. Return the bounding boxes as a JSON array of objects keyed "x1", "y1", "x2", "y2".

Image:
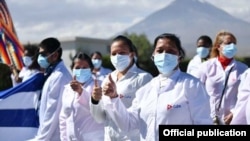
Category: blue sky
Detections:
[{"x1": 6, "y1": 0, "x2": 250, "y2": 44}]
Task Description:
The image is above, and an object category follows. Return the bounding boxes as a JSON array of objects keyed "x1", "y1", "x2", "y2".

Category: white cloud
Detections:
[
  {"x1": 52, "y1": 21, "x2": 128, "y2": 39},
  {"x1": 15, "y1": 20, "x2": 128, "y2": 43},
  {"x1": 207, "y1": 0, "x2": 250, "y2": 20},
  {"x1": 5, "y1": 0, "x2": 250, "y2": 43}
]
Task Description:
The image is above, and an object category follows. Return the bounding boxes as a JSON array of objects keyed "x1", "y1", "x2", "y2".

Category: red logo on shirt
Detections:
[
  {"x1": 167, "y1": 104, "x2": 173, "y2": 110},
  {"x1": 167, "y1": 104, "x2": 181, "y2": 110}
]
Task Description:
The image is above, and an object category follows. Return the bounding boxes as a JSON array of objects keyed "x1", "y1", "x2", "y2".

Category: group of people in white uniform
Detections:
[
  {"x1": 10, "y1": 30, "x2": 249, "y2": 141},
  {"x1": 187, "y1": 31, "x2": 250, "y2": 125}
]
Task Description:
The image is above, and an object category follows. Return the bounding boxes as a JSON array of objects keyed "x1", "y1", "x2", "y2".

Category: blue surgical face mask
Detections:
[
  {"x1": 37, "y1": 54, "x2": 50, "y2": 68},
  {"x1": 72, "y1": 68, "x2": 92, "y2": 83},
  {"x1": 222, "y1": 43, "x2": 237, "y2": 59},
  {"x1": 23, "y1": 56, "x2": 33, "y2": 67},
  {"x1": 196, "y1": 47, "x2": 209, "y2": 58},
  {"x1": 153, "y1": 53, "x2": 179, "y2": 76},
  {"x1": 110, "y1": 54, "x2": 131, "y2": 72},
  {"x1": 37, "y1": 47, "x2": 61, "y2": 69},
  {"x1": 92, "y1": 59, "x2": 102, "y2": 69}
]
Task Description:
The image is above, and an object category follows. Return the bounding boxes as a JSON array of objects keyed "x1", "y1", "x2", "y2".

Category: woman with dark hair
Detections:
[
  {"x1": 60, "y1": 52, "x2": 104, "y2": 141},
  {"x1": 90, "y1": 51, "x2": 112, "y2": 82},
  {"x1": 11, "y1": 45, "x2": 41, "y2": 86},
  {"x1": 91, "y1": 33, "x2": 212, "y2": 141},
  {"x1": 90, "y1": 35, "x2": 153, "y2": 141}
]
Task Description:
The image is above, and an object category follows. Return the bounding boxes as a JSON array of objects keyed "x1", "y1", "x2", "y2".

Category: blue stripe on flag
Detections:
[
  {"x1": 0, "y1": 73, "x2": 45, "y2": 129},
  {"x1": 0, "y1": 109, "x2": 39, "y2": 127}
]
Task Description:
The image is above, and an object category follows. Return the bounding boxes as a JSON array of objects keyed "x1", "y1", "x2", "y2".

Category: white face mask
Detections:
[
  {"x1": 22, "y1": 56, "x2": 33, "y2": 67},
  {"x1": 92, "y1": 59, "x2": 102, "y2": 69},
  {"x1": 110, "y1": 54, "x2": 131, "y2": 72},
  {"x1": 153, "y1": 53, "x2": 179, "y2": 76}
]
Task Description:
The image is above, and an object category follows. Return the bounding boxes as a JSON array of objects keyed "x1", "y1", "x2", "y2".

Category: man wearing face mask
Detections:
[
  {"x1": 90, "y1": 35, "x2": 153, "y2": 141},
  {"x1": 28, "y1": 37, "x2": 72, "y2": 141},
  {"x1": 187, "y1": 35, "x2": 213, "y2": 77},
  {"x1": 10, "y1": 45, "x2": 41, "y2": 86},
  {"x1": 194, "y1": 31, "x2": 248, "y2": 125}
]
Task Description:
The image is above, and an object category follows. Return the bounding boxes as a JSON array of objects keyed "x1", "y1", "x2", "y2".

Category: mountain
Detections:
[{"x1": 121, "y1": 0, "x2": 250, "y2": 58}]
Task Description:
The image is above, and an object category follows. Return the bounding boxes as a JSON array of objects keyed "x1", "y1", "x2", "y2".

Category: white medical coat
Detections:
[
  {"x1": 246, "y1": 94, "x2": 250, "y2": 124},
  {"x1": 90, "y1": 64, "x2": 152, "y2": 141},
  {"x1": 93, "y1": 67, "x2": 112, "y2": 82},
  {"x1": 31, "y1": 61, "x2": 72, "y2": 141},
  {"x1": 231, "y1": 69, "x2": 250, "y2": 124},
  {"x1": 186, "y1": 55, "x2": 204, "y2": 77},
  {"x1": 194, "y1": 58, "x2": 248, "y2": 123},
  {"x1": 60, "y1": 78, "x2": 104, "y2": 141},
  {"x1": 100, "y1": 69, "x2": 212, "y2": 141},
  {"x1": 19, "y1": 68, "x2": 40, "y2": 82},
  {"x1": 12, "y1": 67, "x2": 39, "y2": 86}
]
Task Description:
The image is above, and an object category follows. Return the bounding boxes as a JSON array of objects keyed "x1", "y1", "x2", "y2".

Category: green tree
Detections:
[
  {"x1": 0, "y1": 63, "x2": 13, "y2": 91},
  {"x1": 124, "y1": 32, "x2": 152, "y2": 62},
  {"x1": 123, "y1": 32, "x2": 159, "y2": 76}
]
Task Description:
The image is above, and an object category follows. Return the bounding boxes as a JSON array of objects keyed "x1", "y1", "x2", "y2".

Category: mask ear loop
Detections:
[
  {"x1": 178, "y1": 49, "x2": 183, "y2": 60},
  {"x1": 47, "y1": 47, "x2": 61, "y2": 58},
  {"x1": 150, "y1": 55, "x2": 154, "y2": 61}
]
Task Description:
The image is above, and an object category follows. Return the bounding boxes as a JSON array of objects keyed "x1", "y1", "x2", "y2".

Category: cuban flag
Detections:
[{"x1": 0, "y1": 73, "x2": 45, "y2": 141}]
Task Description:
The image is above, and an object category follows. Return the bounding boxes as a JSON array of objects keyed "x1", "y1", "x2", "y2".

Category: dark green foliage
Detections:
[
  {"x1": 235, "y1": 57, "x2": 250, "y2": 67},
  {"x1": 123, "y1": 32, "x2": 159, "y2": 76},
  {"x1": 102, "y1": 55, "x2": 115, "y2": 71},
  {"x1": 179, "y1": 59, "x2": 190, "y2": 72},
  {"x1": 0, "y1": 63, "x2": 13, "y2": 91}
]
